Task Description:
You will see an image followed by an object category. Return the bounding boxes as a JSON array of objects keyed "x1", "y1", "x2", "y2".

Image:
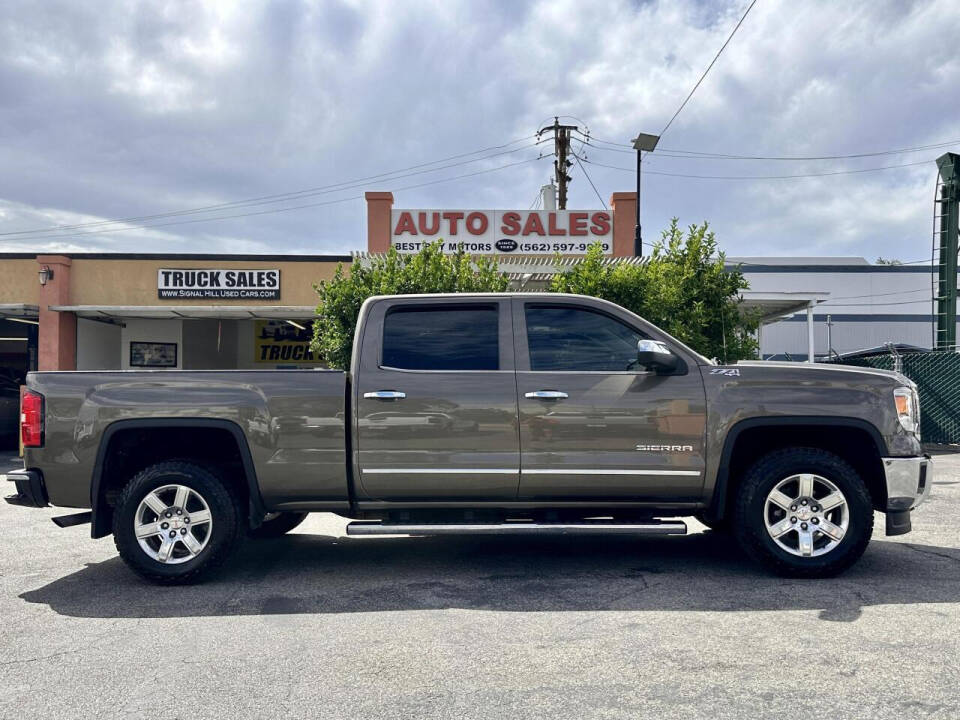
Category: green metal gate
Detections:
[{"x1": 828, "y1": 351, "x2": 960, "y2": 444}]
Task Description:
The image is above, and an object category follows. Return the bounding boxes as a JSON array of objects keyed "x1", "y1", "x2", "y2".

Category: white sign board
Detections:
[
  {"x1": 390, "y1": 209, "x2": 613, "y2": 255},
  {"x1": 158, "y1": 269, "x2": 280, "y2": 300}
]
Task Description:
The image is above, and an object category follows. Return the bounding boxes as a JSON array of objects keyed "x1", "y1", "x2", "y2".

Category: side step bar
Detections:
[
  {"x1": 51, "y1": 511, "x2": 93, "y2": 528},
  {"x1": 346, "y1": 520, "x2": 687, "y2": 536}
]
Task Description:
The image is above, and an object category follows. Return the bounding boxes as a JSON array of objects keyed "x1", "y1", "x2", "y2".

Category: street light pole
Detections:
[
  {"x1": 631, "y1": 132, "x2": 660, "y2": 257},
  {"x1": 635, "y1": 149, "x2": 642, "y2": 256}
]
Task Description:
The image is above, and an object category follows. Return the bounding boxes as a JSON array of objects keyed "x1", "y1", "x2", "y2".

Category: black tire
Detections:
[
  {"x1": 249, "y1": 511, "x2": 308, "y2": 539},
  {"x1": 113, "y1": 461, "x2": 245, "y2": 584},
  {"x1": 732, "y1": 447, "x2": 874, "y2": 578}
]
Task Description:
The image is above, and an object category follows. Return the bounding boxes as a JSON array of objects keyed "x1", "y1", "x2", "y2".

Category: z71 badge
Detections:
[{"x1": 709, "y1": 368, "x2": 741, "y2": 376}]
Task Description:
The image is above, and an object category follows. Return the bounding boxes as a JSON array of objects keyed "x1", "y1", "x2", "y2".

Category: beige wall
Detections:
[
  {"x1": 0, "y1": 259, "x2": 40, "y2": 305},
  {"x1": 70, "y1": 259, "x2": 343, "y2": 306}
]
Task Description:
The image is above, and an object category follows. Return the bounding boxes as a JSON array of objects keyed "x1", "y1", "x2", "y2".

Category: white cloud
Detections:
[{"x1": 0, "y1": 0, "x2": 957, "y2": 261}]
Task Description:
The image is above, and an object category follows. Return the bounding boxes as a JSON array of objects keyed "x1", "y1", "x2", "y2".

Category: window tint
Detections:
[
  {"x1": 525, "y1": 305, "x2": 648, "y2": 372},
  {"x1": 382, "y1": 305, "x2": 499, "y2": 370}
]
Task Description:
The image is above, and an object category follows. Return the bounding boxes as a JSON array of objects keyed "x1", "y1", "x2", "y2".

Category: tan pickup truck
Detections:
[{"x1": 6, "y1": 293, "x2": 932, "y2": 583}]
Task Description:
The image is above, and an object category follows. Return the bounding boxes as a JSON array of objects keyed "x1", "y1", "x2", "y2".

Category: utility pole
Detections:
[{"x1": 537, "y1": 118, "x2": 577, "y2": 210}]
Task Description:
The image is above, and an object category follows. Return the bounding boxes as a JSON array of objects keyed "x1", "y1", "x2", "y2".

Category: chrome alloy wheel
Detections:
[
  {"x1": 763, "y1": 474, "x2": 849, "y2": 558},
  {"x1": 134, "y1": 484, "x2": 213, "y2": 564}
]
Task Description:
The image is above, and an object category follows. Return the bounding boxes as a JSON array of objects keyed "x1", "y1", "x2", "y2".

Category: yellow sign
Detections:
[{"x1": 254, "y1": 320, "x2": 324, "y2": 365}]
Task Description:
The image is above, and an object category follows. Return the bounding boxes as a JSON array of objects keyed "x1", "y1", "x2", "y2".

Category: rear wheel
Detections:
[
  {"x1": 113, "y1": 461, "x2": 244, "y2": 584},
  {"x1": 732, "y1": 447, "x2": 873, "y2": 578},
  {"x1": 249, "y1": 511, "x2": 308, "y2": 539}
]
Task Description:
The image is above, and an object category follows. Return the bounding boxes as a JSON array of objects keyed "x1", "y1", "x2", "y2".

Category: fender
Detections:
[
  {"x1": 89, "y1": 418, "x2": 266, "y2": 539},
  {"x1": 706, "y1": 416, "x2": 888, "y2": 522}
]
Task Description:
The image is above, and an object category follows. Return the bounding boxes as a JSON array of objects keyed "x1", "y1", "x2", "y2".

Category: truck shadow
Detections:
[{"x1": 20, "y1": 530, "x2": 960, "y2": 621}]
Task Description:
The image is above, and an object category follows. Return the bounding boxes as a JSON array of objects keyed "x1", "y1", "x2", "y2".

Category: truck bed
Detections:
[{"x1": 24, "y1": 370, "x2": 349, "y2": 510}]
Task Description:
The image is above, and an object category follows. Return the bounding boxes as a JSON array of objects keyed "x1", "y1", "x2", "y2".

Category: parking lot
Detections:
[{"x1": 1, "y1": 451, "x2": 958, "y2": 720}]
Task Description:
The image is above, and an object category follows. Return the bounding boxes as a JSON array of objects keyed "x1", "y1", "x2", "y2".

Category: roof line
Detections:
[{"x1": 0, "y1": 252, "x2": 353, "y2": 262}]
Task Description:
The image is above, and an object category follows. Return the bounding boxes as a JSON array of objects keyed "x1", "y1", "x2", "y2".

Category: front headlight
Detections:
[{"x1": 893, "y1": 386, "x2": 919, "y2": 433}]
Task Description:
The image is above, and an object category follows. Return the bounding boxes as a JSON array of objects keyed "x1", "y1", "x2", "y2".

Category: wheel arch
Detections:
[
  {"x1": 708, "y1": 416, "x2": 888, "y2": 523},
  {"x1": 90, "y1": 418, "x2": 265, "y2": 539}
]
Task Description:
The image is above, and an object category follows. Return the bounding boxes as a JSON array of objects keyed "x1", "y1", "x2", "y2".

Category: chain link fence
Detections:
[{"x1": 827, "y1": 350, "x2": 960, "y2": 444}]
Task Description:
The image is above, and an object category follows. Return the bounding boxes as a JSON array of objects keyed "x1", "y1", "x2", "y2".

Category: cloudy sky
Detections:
[{"x1": 0, "y1": 0, "x2": 958, "y2": 260}]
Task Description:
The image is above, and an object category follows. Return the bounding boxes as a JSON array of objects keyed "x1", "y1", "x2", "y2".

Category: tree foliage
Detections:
[
  {"x1": 549, "y1": 219, "x2": 758, "y2": 361},
  {"x1": 312, "y1": 220, "x2": 758, "y2": 368},
  {"x1": 311, "y1": 242, "x2": 508, "y2": 369}
]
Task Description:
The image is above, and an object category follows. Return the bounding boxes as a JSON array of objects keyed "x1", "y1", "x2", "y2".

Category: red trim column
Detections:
[
  {"x1": 610, "y1": 192, "x2": 638, "y2": 257},
  {"x1": 37, "y1": 255, "x2": 76, "y2": 371},
  {"x1": 365, "y1": 192, "x2": 394, "y2": 253}
]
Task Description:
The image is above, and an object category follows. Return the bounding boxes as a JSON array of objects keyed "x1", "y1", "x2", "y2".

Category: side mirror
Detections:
[{"x1": 636, "y1": 339, "x2": 679, "y2": 374}]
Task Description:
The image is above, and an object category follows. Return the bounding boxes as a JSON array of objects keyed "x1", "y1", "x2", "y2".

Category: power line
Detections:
[
  {"x1": 573, "y1": 153, "x2": 607, "y2": 210},
  {"x1": 577, "y1": 133, "x2": 960, "y2": 161},
  {"x1": 659, "y1": 0, "x2": 759, "y2": 138},
  {"x1": 0, "y1": 136, "x2": 542, "y2": 238},
  {"x1": 817, "y1": 288, "x2": 929, "y2": 301},
  {"x1": 579, "y1": 155, "x2": 931, "y2": 179},
  {"x1": 10, "y1": 156, "x2": 550, "y2": 242},
  {"x1": 820, "y1": 299, "x2": 932, "y2": 307}
]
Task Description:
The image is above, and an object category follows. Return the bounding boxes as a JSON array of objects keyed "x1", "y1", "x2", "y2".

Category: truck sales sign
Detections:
[
  {"x1": 391, "y1": 209, "x2": 612, "y2": 255},
  {"x1": 158, "y1": 269, "x2": 281, "y2": 300}
]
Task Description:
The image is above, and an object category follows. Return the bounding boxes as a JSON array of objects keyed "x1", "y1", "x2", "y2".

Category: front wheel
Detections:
[
  {"x1": 113, "y1": 461, "x2": 244, "y2": 584},
  {"x1": 732, "y1": 447, "x2": 874, "y2": 578}
]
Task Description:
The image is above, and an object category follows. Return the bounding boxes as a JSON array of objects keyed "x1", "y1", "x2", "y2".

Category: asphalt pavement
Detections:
[{"x1": 1, "y1": 450, "x2": 958, "y2": 719}]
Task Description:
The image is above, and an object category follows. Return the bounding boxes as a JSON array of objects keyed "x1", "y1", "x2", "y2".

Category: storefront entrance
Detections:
[{"x1": 69, "y1": 309, "x2": 323, "y2": 371}]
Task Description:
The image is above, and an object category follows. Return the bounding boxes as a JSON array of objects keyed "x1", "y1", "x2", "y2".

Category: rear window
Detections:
[{"x1": 382, "y1": 305, "x2": 499, "y2": 371}]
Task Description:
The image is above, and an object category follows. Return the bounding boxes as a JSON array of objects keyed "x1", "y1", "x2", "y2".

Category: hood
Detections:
[{"x1": 734, "y1": 360, "x2": 913, "y2": 388}]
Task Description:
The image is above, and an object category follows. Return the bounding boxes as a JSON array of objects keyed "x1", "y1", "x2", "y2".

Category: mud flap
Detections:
[{"x1": 885, "y1": 509, "x2": 912, "y2": 536}]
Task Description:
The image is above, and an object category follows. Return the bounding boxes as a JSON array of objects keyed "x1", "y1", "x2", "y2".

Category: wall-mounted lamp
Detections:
[{"x1": 38, "y1": 266, "x2": 54, "y2": 286}]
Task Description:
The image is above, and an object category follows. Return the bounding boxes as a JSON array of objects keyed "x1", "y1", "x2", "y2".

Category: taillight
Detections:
[{"x1": 21, "y1": 390, "x2": 44, "y2": 448}]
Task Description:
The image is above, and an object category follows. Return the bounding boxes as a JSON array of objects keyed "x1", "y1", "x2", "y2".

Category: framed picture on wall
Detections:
[{"x1": 130, "y1": 341, "x2": 177, "y2": 368}]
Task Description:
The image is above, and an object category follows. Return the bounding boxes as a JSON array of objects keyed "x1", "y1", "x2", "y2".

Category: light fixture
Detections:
[
  {"x1": 631, "y1": 133, "x2": 660, "y2": 152},
  {"x1": 38, "y1": 266, "x2": 54, "y2": 286},
  {"x1": 286, "y1": 320, "x2": 306, "y2": 330},
  {"x1": 630, "y1": 132, "x2": 661, "y2": 256},
  {"x1": 0, "y1": 337, "x2": 28, "y2": 341},
  {"x1": 8, "y1": 317, "x2": 39, "y2": 325}
]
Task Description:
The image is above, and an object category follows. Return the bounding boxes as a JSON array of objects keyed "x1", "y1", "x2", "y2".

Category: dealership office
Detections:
[{"x1": 0, "y1": 186, "x2": 948, "y2": 383}]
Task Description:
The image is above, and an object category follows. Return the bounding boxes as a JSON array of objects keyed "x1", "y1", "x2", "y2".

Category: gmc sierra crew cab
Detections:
[{"x1": 6, "y1": 293, "x2": 932, "y2": 583}]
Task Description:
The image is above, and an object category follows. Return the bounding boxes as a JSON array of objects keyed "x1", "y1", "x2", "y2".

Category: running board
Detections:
[
  {"x1": 51, "y1": 511, "x2": 92, "y2": 528},
  {"x1": 346, "y1": 520, "x2": 687, "y2": 536}
]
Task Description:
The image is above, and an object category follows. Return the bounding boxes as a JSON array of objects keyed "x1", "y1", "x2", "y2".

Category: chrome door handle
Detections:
[
  {"x1": 363, "y1": 390, "x2": 406, "y2": 400},
  {"x1": 524, "y1": 390, "x2": 568, "y2": 399}
]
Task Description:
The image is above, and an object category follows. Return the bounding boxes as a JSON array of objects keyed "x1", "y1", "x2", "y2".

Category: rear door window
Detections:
[{"x1": 382, "y1": 305, "x2": 499, "y2": 371}]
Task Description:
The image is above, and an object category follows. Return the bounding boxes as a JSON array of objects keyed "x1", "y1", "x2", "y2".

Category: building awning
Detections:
[
  {"x1": 49, "y1": 305, "x2": 315, "y2": 320},
  {"x1": 740, "y1": 291, "x2": 829, "y2": 363},
  {"x1": 739, "y1": 291, "x2": 829, "y2": 324},
  {"x1": 0, "y1": 304, "x2": 39, "y2": 319}
]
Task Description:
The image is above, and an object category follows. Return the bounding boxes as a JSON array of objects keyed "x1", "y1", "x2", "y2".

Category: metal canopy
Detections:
[
  {"x1": 740, "y1": 291, "x2": 830, "y2": 363},
  {"x1": 0, "y1": 304, "x2": 39, "y2": 319},
  {"x1": 49, "y1": 305, "x2": 315, "y2": 320},
  {"x1": 739, "y1": 291, "x2": 829, "y2": 324}
]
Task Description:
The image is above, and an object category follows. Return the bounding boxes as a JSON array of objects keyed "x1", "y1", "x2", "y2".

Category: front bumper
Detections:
[
  {"x1": 883, "y1": 455, "x2": 932, "y2": 511},
  {"x1": 882, "y1": 455, "x2": 931, "y2": 536},
  {"x1": 3, "y1": 469, "x2": 48, "y2": 508}
]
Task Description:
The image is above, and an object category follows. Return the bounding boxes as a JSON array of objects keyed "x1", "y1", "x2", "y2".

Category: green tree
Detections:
[
  {"x1": 550, "y1": 219, "x2": 758, "y2": 361},
  {"x1": 312, "y1": 241, "x2": 508, "y2": 368}
]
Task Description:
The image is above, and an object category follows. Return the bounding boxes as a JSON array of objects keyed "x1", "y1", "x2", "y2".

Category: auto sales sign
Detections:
[
  {"x1": 158, "y1": 269, "x2": 280, "y2": 300},
  {"x1": 390, "y1": 209, "x2": 612, "y2": 255}
]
